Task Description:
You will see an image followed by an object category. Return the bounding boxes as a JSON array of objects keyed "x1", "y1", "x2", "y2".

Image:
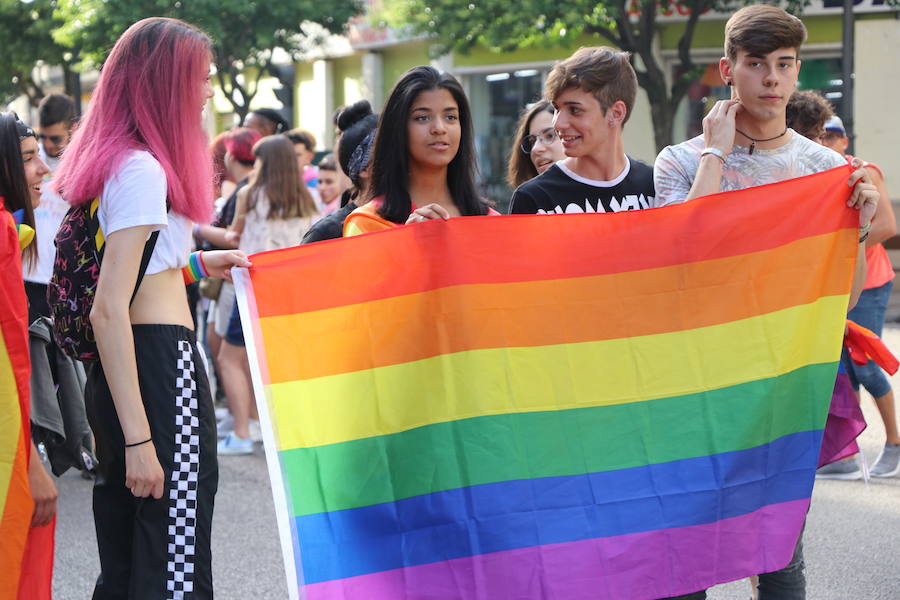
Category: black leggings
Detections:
[{"x1": 86, "y1": 325, "x2": 218, "y2": 599}]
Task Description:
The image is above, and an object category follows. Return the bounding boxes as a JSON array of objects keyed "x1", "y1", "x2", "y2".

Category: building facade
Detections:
[{"x1": 274, "y1": 2, "x2": 899, "y2": 208}]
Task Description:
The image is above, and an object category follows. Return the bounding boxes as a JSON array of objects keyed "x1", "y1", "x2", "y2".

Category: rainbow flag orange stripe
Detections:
[
  {"x1": 0, "y1": 209, "x2": 35, "y2": 599},
  {"x1": 235, "y1": 166, "x2": 857, "y2": 600}
]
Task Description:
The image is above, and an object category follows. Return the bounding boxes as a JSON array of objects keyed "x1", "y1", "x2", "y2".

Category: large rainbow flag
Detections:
[
  {"x1": 235, "y1": 166, "x2": 858, "y2": 600},
  {"x1": 0, "y1": 208, "x2": 36, "y2": 599}
]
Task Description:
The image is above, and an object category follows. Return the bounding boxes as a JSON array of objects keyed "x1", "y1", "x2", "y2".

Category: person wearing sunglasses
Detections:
[
  {"x1": 509, "y1": 47, "x2": 655, "y2": 215},
  {"x1": 507, "y1": 100, "x2": 566, "y2": 190}
]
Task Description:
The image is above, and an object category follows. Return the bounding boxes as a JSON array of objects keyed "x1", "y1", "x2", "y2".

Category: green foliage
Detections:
[
  {"x1": 384, "y1": 0, "x2": 813, "y2": 149},
  {"x1": 53, "y1": 0, "x2": 364, "y2": 117},
  {"x1": 0, "y1": 0, "x2": 73, "y2": 106}
]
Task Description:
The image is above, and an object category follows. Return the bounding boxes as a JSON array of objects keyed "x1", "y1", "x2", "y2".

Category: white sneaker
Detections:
[
  {"x1": 215, "y1": 407, "x2": 229, "y2": 421},
  {"x1": 249, "y1": 419, "x2": 263, "y2": 443},
  {"x1": 216, "y1": 414, "x2": 234, "y2": 439},
  {"x1": 217, "y1": 432, "x2": 254, "y2": 456}
]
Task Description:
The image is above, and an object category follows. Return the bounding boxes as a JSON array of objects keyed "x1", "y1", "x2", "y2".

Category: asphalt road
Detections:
[{"x1": 52, "y1": 331, "x2": 900, "y2": 600}]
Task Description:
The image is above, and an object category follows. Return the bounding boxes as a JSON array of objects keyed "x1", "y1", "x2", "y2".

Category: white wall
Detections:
[{"x1": 855, "y1": 18, "x2": 900, "y2": 199}]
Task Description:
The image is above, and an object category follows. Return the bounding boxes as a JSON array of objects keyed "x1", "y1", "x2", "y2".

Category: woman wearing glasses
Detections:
[{"x1": 507, "y1": 100, "x2": 566, "y2": 189}]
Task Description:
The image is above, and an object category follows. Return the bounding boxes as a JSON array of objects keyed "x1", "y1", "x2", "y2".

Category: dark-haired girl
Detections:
[
  {"x1": 343, "y1": 66, "x2": 495, "y2": 236},
  {"x1": 0, "y1": 111, "x2": 56, "y2": 599}
]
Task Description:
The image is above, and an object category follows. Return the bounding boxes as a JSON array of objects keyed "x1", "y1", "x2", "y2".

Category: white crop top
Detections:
[{"x1": 97, "y1": 151, "x2": 193, "y2": 275}]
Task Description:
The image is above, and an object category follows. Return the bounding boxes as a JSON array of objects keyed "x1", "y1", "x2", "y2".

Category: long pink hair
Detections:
[{"x1": 54, "y1": 17, "x2": 213, "y2": 222}]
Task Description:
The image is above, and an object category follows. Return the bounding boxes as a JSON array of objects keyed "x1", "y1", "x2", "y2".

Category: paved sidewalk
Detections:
[{"x1": 52, "y1": 330, "x2": 900, "y2": 599}]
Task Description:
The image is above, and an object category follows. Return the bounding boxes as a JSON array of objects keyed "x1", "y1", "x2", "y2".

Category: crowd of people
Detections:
[{"x1": 0, "y1": 4, "x2": 896, "y2": 599}]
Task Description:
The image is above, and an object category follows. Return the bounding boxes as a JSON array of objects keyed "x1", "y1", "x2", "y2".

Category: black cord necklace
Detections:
[{"x1": 734, "y1": 127, "x2": 788, "y2": 155}]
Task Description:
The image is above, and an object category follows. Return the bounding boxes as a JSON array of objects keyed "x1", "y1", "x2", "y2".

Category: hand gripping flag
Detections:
[{"x1": 234, "y1": 166, "x2": 858, "y2": 600}]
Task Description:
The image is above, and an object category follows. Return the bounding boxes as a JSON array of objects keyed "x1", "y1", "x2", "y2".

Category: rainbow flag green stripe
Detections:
[{"x1": 280, "y1": 362, "x2": 835, "y2": 516}]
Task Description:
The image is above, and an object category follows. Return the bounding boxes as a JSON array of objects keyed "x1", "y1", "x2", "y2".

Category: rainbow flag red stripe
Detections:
[{"x1": 235, "y1": 166, "x2": 856, "y2": 599}]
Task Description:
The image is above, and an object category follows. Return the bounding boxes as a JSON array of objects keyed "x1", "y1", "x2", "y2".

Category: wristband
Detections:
[
  {"x1": 859, "y1": 221, "x2": 872, "y2": 235},
  {"x1": 125, "y1": 438, "x2": 152, "y2": 448},
  {"x1": 859, "y1": 231, "x2": 870, "y2": 244},
  {"x1": 700, "y1": 147, "x2": 727, "y2": 164},
  {"x1": 182, "y1": 250, "x2": 210, "y2": 284}
]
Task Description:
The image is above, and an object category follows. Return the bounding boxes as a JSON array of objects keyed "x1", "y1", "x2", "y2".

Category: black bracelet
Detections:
[
  {"x1": 125, "y1": 438, "x2": 152, "y2": 448},
  {"x1": 859, "y1": 231, "x2": 870, "y2": 244}
]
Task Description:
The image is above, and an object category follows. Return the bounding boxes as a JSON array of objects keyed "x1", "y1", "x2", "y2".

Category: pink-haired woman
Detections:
[{"x1": 52, "y1": 18, "x2": 249, "y2": 598}]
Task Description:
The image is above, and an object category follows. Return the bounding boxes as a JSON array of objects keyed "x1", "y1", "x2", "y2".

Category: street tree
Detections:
[
  {"x1": 54, "y1": 0, "x2": 363, "y2": 122},
  {"x1": 387, "y1": 0, "x2": 807, "y2": 151},
  {"x1": 0, "y1": 0, "x2": 79, "y2": 107}
]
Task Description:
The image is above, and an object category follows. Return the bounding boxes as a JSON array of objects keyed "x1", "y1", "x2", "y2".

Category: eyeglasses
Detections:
[
  {"x1": 521, "y1": 129, "x2": 559, "y2": 154},
  {"x1": 37, "y1": 133, "x2": 65, "y2": 145}
]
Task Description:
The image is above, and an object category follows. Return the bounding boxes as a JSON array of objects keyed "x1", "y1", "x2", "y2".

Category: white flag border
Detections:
[{"x1": 233, "y1": 266, "x2": 303, "y2": 600}]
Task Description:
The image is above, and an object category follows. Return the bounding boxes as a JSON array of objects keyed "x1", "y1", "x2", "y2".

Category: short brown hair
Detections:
[
  {"x1": 725, "y1": 5, "x2": 807, "y2": 61},
  {"x1": 786, "y1": 90, "x2": 833, "y2": 138},
  {"x1": 544, "y1": 47, "x2": 637, "y2": 125}
]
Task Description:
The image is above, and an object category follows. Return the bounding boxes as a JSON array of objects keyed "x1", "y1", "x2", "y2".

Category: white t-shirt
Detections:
[
  {"x1": 652, "y1": 130, "x2": 846, "y2": 207},
  {"x1": 24, "y1": 148, "x2": 69, "y2": 284},
  {"x1": 97, "y1": 151, "x2": 192, "y2": 275}
]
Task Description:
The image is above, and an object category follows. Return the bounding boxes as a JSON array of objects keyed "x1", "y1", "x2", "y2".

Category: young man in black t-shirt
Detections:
[{"x1": 509, "y1": 47, "x2": 655, "y2": 214}]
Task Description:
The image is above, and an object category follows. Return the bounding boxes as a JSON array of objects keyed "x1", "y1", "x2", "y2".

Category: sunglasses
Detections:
[
  {"x1": 37, "y1": 133, "x2": 66, "y2": 145},
  {"x1": 521, "y1": 129, "x2": 559, "y2": 154}
]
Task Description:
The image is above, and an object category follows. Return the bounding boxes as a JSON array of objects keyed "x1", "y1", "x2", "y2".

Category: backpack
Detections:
[{"x1": 47, "y1": 198, "x2": 159, "y2": 362}]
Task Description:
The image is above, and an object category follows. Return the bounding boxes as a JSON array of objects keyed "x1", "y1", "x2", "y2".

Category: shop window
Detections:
[{"x1": 469, "y1": 69, "x2": 545, "y2": 212}]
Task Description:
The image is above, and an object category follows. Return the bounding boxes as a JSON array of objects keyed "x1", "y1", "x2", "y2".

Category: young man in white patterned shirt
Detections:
[{"x1": 653, "y1": 5, "x2": 878, "y2": 600}]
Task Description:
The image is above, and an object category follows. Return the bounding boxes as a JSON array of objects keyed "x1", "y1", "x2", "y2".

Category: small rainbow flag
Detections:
[
  {"x1": 0, "y1": 208, "x2": 36, "y2": 598},
  {"x1": 235, "y1": 166, "x2": 857, "y2": 600}
]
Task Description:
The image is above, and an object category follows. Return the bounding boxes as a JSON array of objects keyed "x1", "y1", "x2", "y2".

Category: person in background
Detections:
[
  {"x1": 209, "y1": 131, "x2": 235, "y2": 202},
  {"x1": 287, "y1": 127, "x2": 320, "y2": 188},
  {"x1": 194, "y1": 127, "x2": 261, "y2": 440},
  {"x1": 343, "y1": 66, "x2": 493, "y2": 236},
  {"x1": 0, "y1": 111, "x2": 57, "y2": 600},
  {"x1": 284, "y1": 128, "x2": 321, "y2": 207},
  {"x1": 507, "y1": 99, "x2": 566, "y2": 190},
  {"x1": 785, "y1": 90, "x2": 832, "y2": 142},
  {"x1": 24, "y1": 94, "x2": 76, "y2": 322},
  {"x1": 244, "y1": 107, "x2": 288, "y2": 137},
  {"x1": 300, "y1": 100, "x2": 379, "y2": 243},
  {"x1": 217, "y1": 135, "x2": 318, "y2": 455},
  {"x1": 315, "y1": 153, "x2": 349, "y2": 216},
  {"x1": 814, "y1": 114, "x2": 900, "y2": 479}
]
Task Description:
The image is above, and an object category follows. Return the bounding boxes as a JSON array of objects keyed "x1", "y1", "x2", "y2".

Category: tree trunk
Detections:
[{"x1": 63, "y1": 63, "x2": 82, "y2": 116}]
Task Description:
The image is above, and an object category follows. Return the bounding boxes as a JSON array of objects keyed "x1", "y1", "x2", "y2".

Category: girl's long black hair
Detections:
[
  {"x1": 0, "y1": 112, "x2": 37, "y2": 269},
  {"x1": 367, "y1": 66, "x2": 486, "y2": 224}
]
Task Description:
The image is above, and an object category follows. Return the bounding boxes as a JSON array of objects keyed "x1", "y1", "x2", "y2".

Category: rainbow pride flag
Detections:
[
  {"x1": 0, "y1": 209, "x2": 35, "y2": 598},
  {"x1": 235, "y1": 166, "x2": 858, "y2": 600}
]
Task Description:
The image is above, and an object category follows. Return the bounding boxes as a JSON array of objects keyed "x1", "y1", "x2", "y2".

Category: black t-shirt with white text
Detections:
[{"x1": 509, "y1": 158, "x2": 655, "y2": 215}]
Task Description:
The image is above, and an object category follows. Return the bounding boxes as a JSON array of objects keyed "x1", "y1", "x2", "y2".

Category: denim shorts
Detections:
[
  {"x1": 843, "y1": 279, "x2": 894, "y2": 398},
  {"x1": 224, "y1": 300, "x2": 245, "y2": 347}
]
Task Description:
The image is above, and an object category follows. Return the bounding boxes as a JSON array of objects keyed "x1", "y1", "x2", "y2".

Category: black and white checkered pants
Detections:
[{"x1": 86, "y1": 325, "x2": 218, "y2": 599}]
